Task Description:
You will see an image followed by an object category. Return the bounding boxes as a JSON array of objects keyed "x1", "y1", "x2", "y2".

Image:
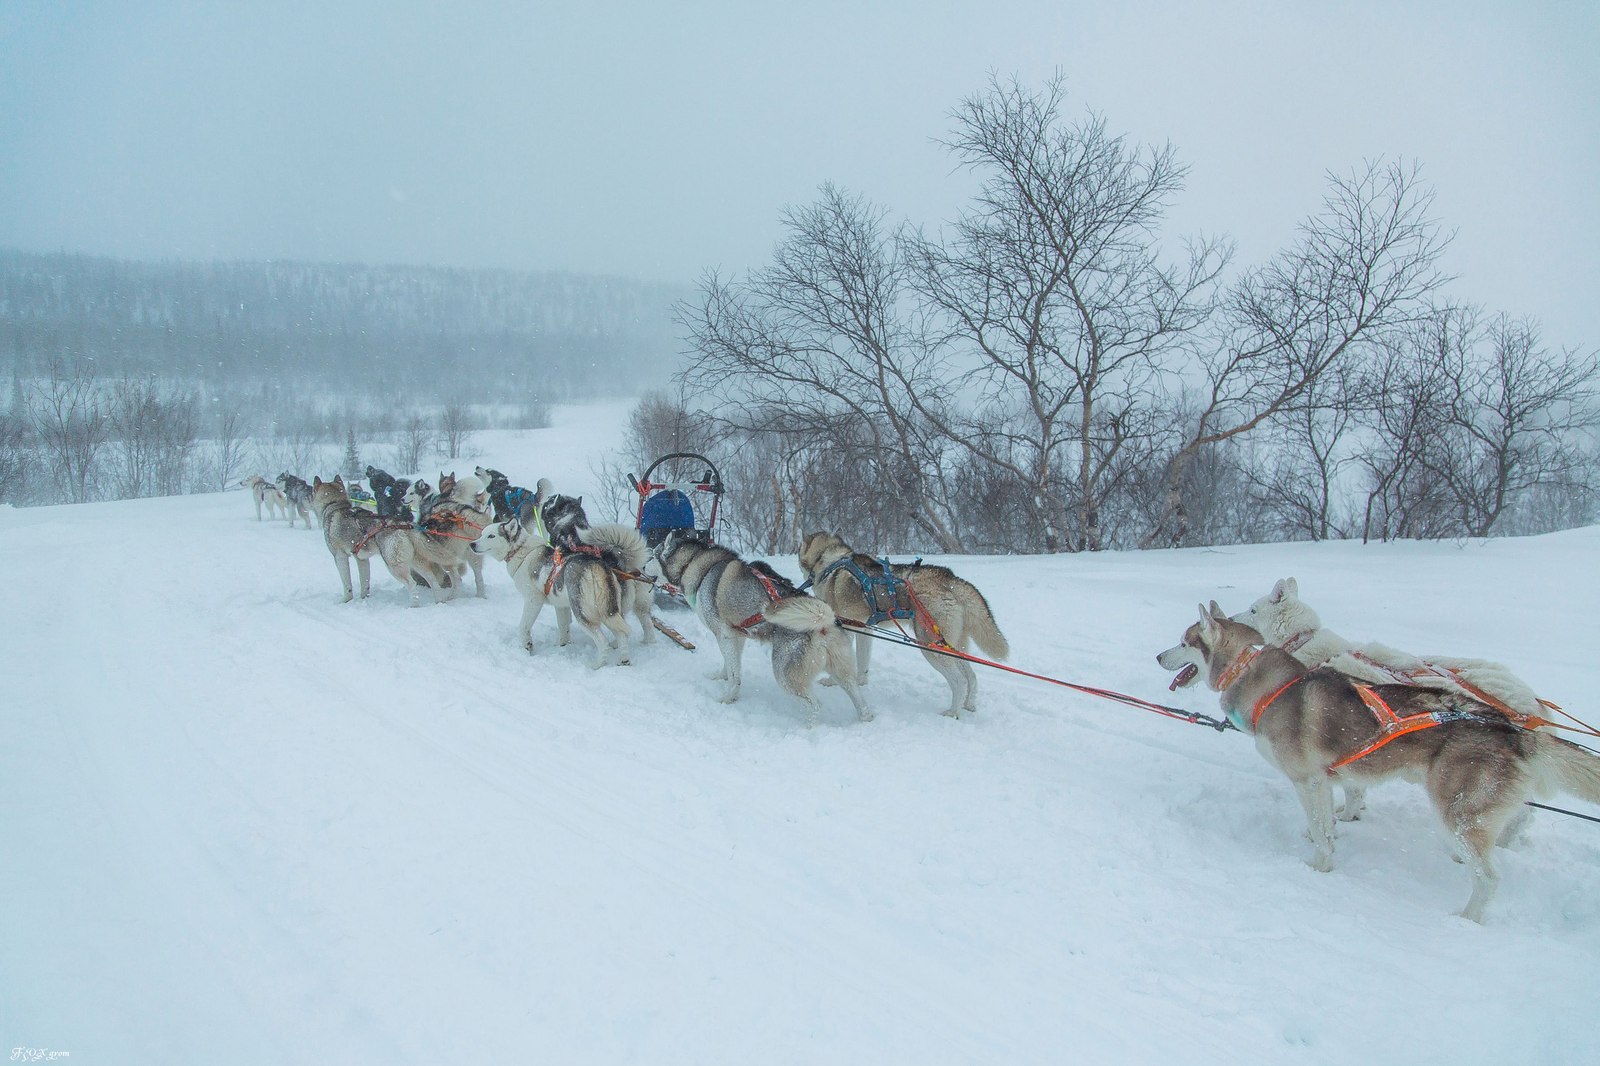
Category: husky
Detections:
[
  {"x1": 654, "y1": 529, "x2": 871, "y2": 726},
  {"x1": 414, "y1": 472, "x2": 492, "y2": 598},
  {"x1": 536, "y1": 480, "x2": 589, "y2": 548},
  {"x1": 1158, "y1": 603, "x2": 1600, "y2": 922},
  {"x1": 798, "y1": 530, "x2": 1009, "y2": 718},
  {"x1": 1233, "y1": 578, "x2": 1550, "y2": 718},
  {"x1": 1229, "y1": 577, "x2": 1562, "y2": 830},
  {"x1": 472, "y1": 518, "x2": 634, "y2": 667},
  {"x1": 276, "y1": 472, "x2": 314, "y2": 529},
  {"x1": 475, "y1": 466, "x2": 514, "y2": 521},
  {"x1": 402, "y1": 478, "x2": 434, "y2": 522},
  {"x1": 365, "y1": 464, "x2": 405, "y2": 518},
  {"x1": 307, "y1": 476, "x2": 451, "y2": 606},
  {"x1": 241, "y1": 475, "x2": 288, "y2": 521}
]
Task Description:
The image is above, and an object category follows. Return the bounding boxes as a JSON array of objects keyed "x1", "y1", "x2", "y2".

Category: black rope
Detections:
[{"x1": 1523, "y1": 800, "x2": 1600, "y2": 825}]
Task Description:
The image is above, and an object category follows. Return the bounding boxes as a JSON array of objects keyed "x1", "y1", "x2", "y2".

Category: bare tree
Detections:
[
  {"x1": 1426, "y1": 314, "x2": 1600, "y2": 537},
  {"x1": 439, "y1": 402, "x2": 476, "y2": 460},
  {"x1": 1244, "y1": 361, "x2": 1364, "y2": 541},
  {"x1": 1355, "y1": 310, "x2": 1463, "y2": 542},
  {"x1": 1145, "y1": 160, "x2": 1449, "y2": 547},
  {"x1": 31, "y1": 363, "x2": 110, "y2": 503},
  {"x1": 107, "y1": 377, "x2": 199, "y2": 498},
  {"x1": 206, "y1": 405, "x2": 250, "y2": 491},
  {"x1": 0, "y1": 408, "x2": 32, "y2": 505},
  {"x1": 909, "y1": 73, "x2": 1229, "y2": 551},
  {"x1": 390, "y1": 411, "x2": 435, "y2": 474},
  {"x1": 678, "y1": 183, "x2": 965, "y2": 552}
]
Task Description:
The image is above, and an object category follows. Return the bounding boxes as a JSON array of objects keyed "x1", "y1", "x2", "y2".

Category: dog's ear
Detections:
[
  {"x1": 1208, "y1": 600, "x2": 1228, "y2": 622},
  {"x1": 1281, "y1": 577, "x2": 1298, "y2": 599},
  {"x1": 1198, "y1": 603, "x2": 1218, "y2": 636},
  {"x1": 1270, "y1": 578, "x2": 1294, "y2": 603}
]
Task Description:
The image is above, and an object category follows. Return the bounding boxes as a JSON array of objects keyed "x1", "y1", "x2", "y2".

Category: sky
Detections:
[{"x1": 0, "y1": 0, "x2": 1595, "y2": 346}]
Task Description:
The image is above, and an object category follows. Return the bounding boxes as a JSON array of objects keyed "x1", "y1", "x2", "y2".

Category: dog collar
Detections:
[{"x1": 1215, "y1": 645, "x2": 1263, "y2": 692}]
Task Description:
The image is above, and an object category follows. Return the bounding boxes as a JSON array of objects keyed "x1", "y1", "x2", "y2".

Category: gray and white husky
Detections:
[
  {"x1": 308, "y1": 476, "x2": 451, "y2": 606},
  {"x1": 798, "y1": 530, "x2": 1009, "y2": 718},
  {"x1": 1159, "y1": 603, "x2": 1600, "y2": 922},
  {"x1": 655, "y1": 529, "x2": 870, "y2": 726},
  {"x1": 472, "y1": 518, "x2": 641, "y2": 668},
  {"x1": 276, "y1": 472, "x2": 314, "y2": 529}
]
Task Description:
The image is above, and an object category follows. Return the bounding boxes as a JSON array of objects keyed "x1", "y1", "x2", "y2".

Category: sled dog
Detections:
[
  {"x1": 276, "y1": 472, "x2": 314, "y2": 528},
  {"x1": 1232, "y1": 578, "x2": 1549, "y2": 718},
  {"x1": 654, "y1": 529, "x2": 870, "y2": 726},
  {"x1": 308, "y1": 476, "x2": 451, "y2": 605},
  {"x1": 416, "y1": 479, "x2": 491, "y2": 599},
  {"x1": 472, "y1": 518, "x2": 634, "y2": 667},
  {"x1": 241, "y1": 475, "x2": 288, "y2": 522},
  {"x1": 535, "y1": 480, "x2": 589, "y2": 548},
  {"x1": 799, "y1": 530, "x2": 1009, "y2": 718},
  {"x1": 1158, "y1": 603, "x2": 1600, "y2": 922}
]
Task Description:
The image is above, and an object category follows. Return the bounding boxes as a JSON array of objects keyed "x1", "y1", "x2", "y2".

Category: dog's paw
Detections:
[
  {"x1": 1308, "y1": 853, "x2": 1334, "y2": 873},
  {"x1": 1335, "y1": 806, "x2": 1362, "y2": 822},
  {"x1": 857, "y1": 709, "x2": 875, "y2": 723},
  {"x1": 523, "y1": 641, "x2": 535, "y2": 655},
  {"x1": 941, "y1": 707, "x2": 961, "y2": 718},
  {"x1": 818, "y1": 676, "x2": 838, "y2": 687}
]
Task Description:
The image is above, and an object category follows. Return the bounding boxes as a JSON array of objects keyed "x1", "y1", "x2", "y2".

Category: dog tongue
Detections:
[{"x1": 1170, "y1": 663, "x2": 1199, "y2": 691}]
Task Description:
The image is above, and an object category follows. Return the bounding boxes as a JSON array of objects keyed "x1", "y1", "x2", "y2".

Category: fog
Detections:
[{"x1": 1, "y1": 0, "x2": 1595, "y2": 344}]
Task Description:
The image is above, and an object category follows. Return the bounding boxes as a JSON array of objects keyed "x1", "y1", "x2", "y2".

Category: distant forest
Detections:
[{"x1": 0, "y1": 249, "x2": 686, "y2": 403}]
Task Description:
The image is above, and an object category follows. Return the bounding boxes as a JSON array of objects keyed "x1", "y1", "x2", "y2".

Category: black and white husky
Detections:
[{"x1": 653, "y1": 529, "x2": 871, "y2": 726}]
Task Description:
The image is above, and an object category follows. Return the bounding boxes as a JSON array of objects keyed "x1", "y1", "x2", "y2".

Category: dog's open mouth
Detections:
[{"x1": 1169, "y1": 662, "x2": 1199, "y2": 690}]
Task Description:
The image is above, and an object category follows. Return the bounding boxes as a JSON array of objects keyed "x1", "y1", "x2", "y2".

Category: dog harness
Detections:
[
  {"x1": 801, "y1": 555, "x2": 949, "y2": 646},
  {"x1": 1224, "y1": 646, "x2": 1514, "y2": 773},
  {"x1": 540, "y1": 543, "x2": 605, "y2": 597},
  {"x1": 733, "y1": 565, "x2": 788, "y2": 632}
]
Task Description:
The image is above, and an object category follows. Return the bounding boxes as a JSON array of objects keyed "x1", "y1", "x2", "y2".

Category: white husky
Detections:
[{"x1": 1233, "y1": 578, "x2": 1550, "y2": 717}]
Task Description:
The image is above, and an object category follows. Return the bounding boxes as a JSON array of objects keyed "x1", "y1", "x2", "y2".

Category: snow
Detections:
[{"x1": 3, "y1": 402, "x2": 1598, "y2": 1064}]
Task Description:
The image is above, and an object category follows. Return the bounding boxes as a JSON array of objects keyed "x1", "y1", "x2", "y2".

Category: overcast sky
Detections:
[{"x1": 1, "y1": 0, "x2": 1595, "y2": 345}]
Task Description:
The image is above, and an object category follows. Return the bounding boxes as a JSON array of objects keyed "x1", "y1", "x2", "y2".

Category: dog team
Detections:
[{"x1": 244, "y1": 462, "x2": 1597, "y2": 921}]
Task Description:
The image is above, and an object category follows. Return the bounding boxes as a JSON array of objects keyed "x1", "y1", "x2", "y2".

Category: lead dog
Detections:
[
  {"x1": 655, "y1": 529, "x2": 870, "y2": 726},
  {"x1": 1231, "y1": 577, "x2": 1559, "y2": 827},
  {"x1": 798, "y1": 530, "x2": 1009, "y2": 718},
  {"x1": 1159, "y1": 603, "x2": 1600, "y2": 922},
  {"x1": 241, "y1": 475, "x2": 288, "y2": 521},
  {"x1": 472, "y1": 518, "x2": 635, "y2": 667}
]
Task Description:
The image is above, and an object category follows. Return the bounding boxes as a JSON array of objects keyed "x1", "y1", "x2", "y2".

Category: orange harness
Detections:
[
  {"x1": 541, "y1": 543, "x2": 604, "y2": 597},
  {"x1": 1229, "y1": 647, "x2": 1514, "y2": 774}
]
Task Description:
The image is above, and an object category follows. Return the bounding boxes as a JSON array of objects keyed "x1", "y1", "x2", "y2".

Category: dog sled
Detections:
[{"x1": 629, "y1": 452, "x2": 725, "y2": 549}]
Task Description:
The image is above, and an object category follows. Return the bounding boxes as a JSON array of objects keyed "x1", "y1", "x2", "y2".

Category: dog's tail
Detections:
[
  {"x1": 1533, "y1": 733, "x2": 1600, "y2": 805},
  {"x1": 579, "y1": 523, "x2": 650, "y2": 572},
  {"x1": 763, "y1": 595, "x2": 836, "y2": 634},
  {"x1": 961, "y1": 582, "x2": 1010, "y2": 662}
]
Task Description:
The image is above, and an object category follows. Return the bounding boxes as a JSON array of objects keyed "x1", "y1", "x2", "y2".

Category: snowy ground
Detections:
[{"x1": 4, "y1": 402, "x2": 1598, "y2": 1064}]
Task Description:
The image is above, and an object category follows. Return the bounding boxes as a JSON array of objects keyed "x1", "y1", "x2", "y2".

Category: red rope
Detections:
[{"x1": 836, "y1": 618, "x2": 1235, "y2": 731}]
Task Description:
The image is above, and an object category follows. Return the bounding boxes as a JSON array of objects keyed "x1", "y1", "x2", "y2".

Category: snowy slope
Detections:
[{"x1": 4, "y1": 403, "x2": 1598, "y2": 1064}]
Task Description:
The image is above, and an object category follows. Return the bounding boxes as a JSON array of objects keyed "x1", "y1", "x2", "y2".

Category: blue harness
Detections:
[{"x1": 805, "y1": 556, "x2": 914, "y2": 626}]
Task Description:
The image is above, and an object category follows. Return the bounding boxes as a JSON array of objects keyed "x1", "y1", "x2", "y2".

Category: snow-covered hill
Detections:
[{"x1": 4, "y1": 403, "x2": 1598, "y2": 1064}]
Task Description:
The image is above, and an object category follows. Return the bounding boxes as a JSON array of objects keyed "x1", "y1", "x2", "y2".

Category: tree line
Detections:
[{"x1": 650, "y1": 75, "x2": 1598, "y2": 554}]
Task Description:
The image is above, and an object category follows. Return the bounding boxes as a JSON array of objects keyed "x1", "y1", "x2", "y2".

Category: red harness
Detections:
[{"x1": 734, "y1": 566, "x2": 787, "y2": 632}]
